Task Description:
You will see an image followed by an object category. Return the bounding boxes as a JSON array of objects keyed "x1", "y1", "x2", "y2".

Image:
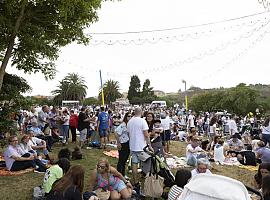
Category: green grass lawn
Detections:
[{"x1": 0, "y1": 140, "x2": 257, "y2": 200}]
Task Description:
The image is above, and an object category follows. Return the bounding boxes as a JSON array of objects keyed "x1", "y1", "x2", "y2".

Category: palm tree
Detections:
[
  {"x1": 52, "y1": 73, "x2": 88, "y2": 104},
  {"x1": 99, "y1": 79, "x2": 122, "y2": 104}
]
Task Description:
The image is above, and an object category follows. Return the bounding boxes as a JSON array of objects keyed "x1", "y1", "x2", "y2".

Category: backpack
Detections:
[{"x1": 32, "y1": 186, "x2": 46, "y2": 200}]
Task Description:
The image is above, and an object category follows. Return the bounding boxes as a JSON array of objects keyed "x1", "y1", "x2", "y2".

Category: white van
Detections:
[{"x1": 150, "y1": 101, "x2": 167, "y2": 108}]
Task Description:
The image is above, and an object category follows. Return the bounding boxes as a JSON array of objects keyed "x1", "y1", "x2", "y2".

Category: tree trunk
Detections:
[{"x1": 0, "y1": 1, "x2": 27, "y2": 92}]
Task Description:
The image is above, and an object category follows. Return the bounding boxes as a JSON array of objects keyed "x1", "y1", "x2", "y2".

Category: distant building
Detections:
[
  {"x1": 122, "y1": 92, "x2": 128, "y2": 98},
  {"x1": 153, "y1": 90, "x2": 166, "y2": 97},
  {"x1": 32, "y1": 95, "x2": 54, "y2": 100}
]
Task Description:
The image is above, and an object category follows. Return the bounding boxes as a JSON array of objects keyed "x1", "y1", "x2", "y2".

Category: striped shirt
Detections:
[{"x1": 168, "y1": 185, "x2": 183, "y2": 200}]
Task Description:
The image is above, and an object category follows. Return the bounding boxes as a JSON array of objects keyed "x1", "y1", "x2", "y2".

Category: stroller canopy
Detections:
[{"x1": 178, "y1": 174, "x2": 251, "y2": 200}]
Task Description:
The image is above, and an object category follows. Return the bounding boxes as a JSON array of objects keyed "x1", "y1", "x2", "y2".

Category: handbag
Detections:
[
  {"x1": 144, "y1": 158, "x2": 164, "y2": 198},
  {"x1": 144, "y1": 172, "x2": 164, "y2": 198},
  {"x1": 95, "y1": 188, "x2": 110, "y2": 200}
]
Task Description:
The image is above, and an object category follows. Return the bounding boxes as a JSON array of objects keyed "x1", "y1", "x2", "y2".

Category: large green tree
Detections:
[
  {"x1": 127, "y1": 75, "x2": 141, "y2": 104},
  {"x1": 0, "y1": 0, "x2": 102, "y2": 92},
  {"x1": 99, "y1": 79, "x2": 122, "y2": 105},
  {"x1": 190, "y1": 83, "x2": 259, "y2": 116},
  {"x1": 52, "y1": 73, "x2": 87, "y2": 105},
  {"x1": 141, "y1": 79, "x2": 156, "y2": 103},
  {"x1": 0, "y1": 73, "x2": 31, "y2": 133}
]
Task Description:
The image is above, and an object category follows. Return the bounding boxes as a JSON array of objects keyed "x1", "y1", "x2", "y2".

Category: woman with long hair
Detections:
[
  {"x1": 254, "y1": 162, "x2": 270, "y2": 189},
  {"x1": 209, "y1": 116, "x2": 218, "y2": 139},
  {"x1": 262, "y1": 174, "x2": 270, "y2": 200},
  {"x1": 48, "y1": 165, "x2": 85, "y2": 200},
  {"x1": 115, "y1": 112, "x2": 131, "y2": 177},
  {"x1": 88, "y1": 158, "x2": 132, "y2": 199}
]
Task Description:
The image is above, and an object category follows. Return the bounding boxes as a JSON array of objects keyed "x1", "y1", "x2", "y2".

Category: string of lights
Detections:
[
  {"x1": 103, "y1": 18, "x2": 270, "y2": 77},
  {"x1": 258, "y1": 0, "x2": 270, "y2": 10},
  {"x1": 201, "y1": 18, "x2": 270, "y2": 81},
  {"x1": 86, "y1": 11, "x2": 270, "y2": 46}
]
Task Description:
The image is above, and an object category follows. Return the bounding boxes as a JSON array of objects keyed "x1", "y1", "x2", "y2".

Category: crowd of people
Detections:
[{"x1": 2, "y1": 104, "x2": 270, "y2": 199}]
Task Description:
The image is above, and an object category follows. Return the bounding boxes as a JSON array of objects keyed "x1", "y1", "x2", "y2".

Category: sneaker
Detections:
[
  {"x1": 133, "y1": 183, "x2": 140, "y2": 195},
  {"x1": 34, "y1": 170, "x2": 45, "y2": 174}
]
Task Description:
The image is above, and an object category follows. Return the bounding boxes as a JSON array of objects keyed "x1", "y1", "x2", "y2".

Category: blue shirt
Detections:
[
  {"x1": 257, "y1": 147, "x2": 270, "y2": 163},
  {"x1": 98, "y1": 112, "x2": 109, "y2": 129}
]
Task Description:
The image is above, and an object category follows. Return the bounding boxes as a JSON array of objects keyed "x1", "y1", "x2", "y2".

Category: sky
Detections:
[{"x1": 6, "y1": 0, "x2": 270, "y2": 97}]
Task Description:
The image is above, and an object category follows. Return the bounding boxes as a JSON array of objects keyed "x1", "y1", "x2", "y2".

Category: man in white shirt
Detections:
[
  {"x1": 127, "y1": 107, "x2": 152, "y2": 190},
  {"x1": 161, "y1": 112, "x2": 172, "y2": 153}
]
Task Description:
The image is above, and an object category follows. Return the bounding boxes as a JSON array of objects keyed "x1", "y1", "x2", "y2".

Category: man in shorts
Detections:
[
  {"x1": 97, "y1": 106, "x2": 110, "y2": 149},
  {"x1": 127, "y1": 107, "x2": 153, "y2": 192},
  {"x1": 78, "y1": 107, "x2": 91, "y2": 148}
]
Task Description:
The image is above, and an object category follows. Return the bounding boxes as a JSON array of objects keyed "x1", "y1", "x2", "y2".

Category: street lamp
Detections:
[{"x1": 182, "y1": 80, "x2": 188, "y2": 111}]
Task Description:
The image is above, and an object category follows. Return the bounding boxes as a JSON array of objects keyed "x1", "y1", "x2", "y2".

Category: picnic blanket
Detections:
[
  {"x1": 222, "y1": 157, "x2": 241, "y2": 166},
  {"x1": 166, "y1": 156, "x2": 190, "y2": 169},
  {"x1": 103, "y1": 150, "x2": 119, "y2": 159},
  {"x1": 0, "y1": 167, "x2": 34, "y2": 176},
  {"x1": 238, "y1": 165, "x2": 259, "y2": 171}
]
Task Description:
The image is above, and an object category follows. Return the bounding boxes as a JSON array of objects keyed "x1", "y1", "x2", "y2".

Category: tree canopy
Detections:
[
  {"x1": 189, "y1": 83, "x2": 260, "y2": 116},
  {"x1": 0, "y1": 0, "x2": 102, "y2": 91},
  {"x1": 0, "y1": 73, "x2": 31, "y2": 133},
  {"x1": 52, "y1": 73, "x2": 87, "y2": 105},
  {"x1": 99, "y1": 79, "x2": 122, "y2": 104}
]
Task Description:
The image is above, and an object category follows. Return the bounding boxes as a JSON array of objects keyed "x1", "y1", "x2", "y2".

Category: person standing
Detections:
[
  {"x1": 61, "y1": 110, "x2": 70, "y2": 145},
  {"x1": 127, "y1": 107, "x2": 152, "y2": 192},
  {"x1": 38, "y1": 105, "x2": 49, "y2": 132},
  {"x1": 115, "y1": 112, "x2": 131, "y2": 177},
  {"x1": 77, "y1": 107, "x2": 91, "y2": 148},
  {"x1": 161, "y1": 111, "x2": 172, "y2": 154},
  {"x1": 69, "y1": 110, "x2": 78, "y2": 143},
  {"x1": 97, "y1": 106, "x2": 110, "y2": 149},
  {"x1": 261, "y1": 116, "x2": 270, "y2": 147}
]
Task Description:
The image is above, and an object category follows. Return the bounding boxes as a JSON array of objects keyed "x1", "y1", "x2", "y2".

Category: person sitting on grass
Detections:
[
  {"x1": 213, "y1": 140, "x2": 226, "y2": 164},
  {"x1": 47, "y1": 165, "x2": 85, "y2": 200},
  {"x1": 26, "y1": 129, "x2": 51, "y2": 161},
  {"x1": 168, "y1": 169, "x2": 191, "y2": 200},
  {"x1": 262, "y1": 174, "x2": 270, "y2": 200},
  {"x1": 186, "y1": 136, "x2": 206, "y2": 166},
  {"x1": 191, "y1": 158, "x2": 212, "y2": 177},
  {"x1": 256, "y1": 141, "x2": 270, "y2": 163},
  {"x1": 42, "y1": 158, "x2": 70, "y2": 196},
  {"x1": 4, "y1": 135, "x2": 47, "y2": 172},
  {"x1": 88, "y1": 158, "x2": 133, "y2": 200},
  {"x1": 237, "y1": 145, "x2": 256, "y2": 166},
  {"x1": 254, "y1": 162, "x2": 270, "y2": 189}
]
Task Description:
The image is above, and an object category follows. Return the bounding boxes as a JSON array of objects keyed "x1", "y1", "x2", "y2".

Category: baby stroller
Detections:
[
  {"x1": 139, "y1": 146, "x2": 175, "y2": 198},
  {"x1": 178, "y1": 174, "x2": 262, "y2": 200}
]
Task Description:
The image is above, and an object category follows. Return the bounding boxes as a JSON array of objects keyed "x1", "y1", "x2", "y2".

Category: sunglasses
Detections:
[
  {"x1": 127, "y1": 115, "x2": 132, "y2": 117},
  {"x1": 97, "y1": 165, "x2": 107, "y2": 169},
  {"x1": 12, "y1": 140, "x2": 18, "y2": 142}
]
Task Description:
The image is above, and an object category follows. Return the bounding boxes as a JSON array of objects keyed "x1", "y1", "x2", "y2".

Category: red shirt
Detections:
[{"x1": 69, "y1": 114, "x2": 78, "y2": 128}]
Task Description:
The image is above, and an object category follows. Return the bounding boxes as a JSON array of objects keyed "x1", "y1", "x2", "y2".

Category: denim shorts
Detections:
[
  {"x1": 99, "y1": 129, "x2": 108, "y2": 138},
  {"x1": 113, "y1": 180, "x2": 127, "y2": 192},
  {"x1": 131, "y1": 151, "x2": 143, "y2": 164}
]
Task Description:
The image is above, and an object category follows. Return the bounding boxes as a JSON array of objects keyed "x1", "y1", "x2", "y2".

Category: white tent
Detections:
[{"x1": 178, "y1": 174, "x2": 251, "y2": 200}]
